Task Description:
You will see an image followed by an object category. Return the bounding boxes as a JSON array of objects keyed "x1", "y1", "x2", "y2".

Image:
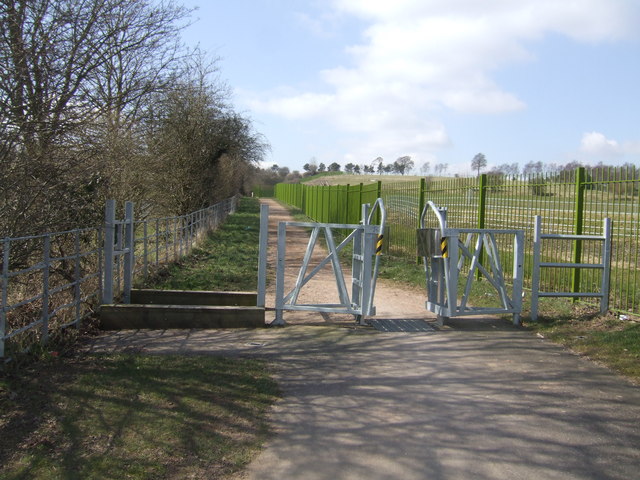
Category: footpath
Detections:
[{"x1": 90, "y1": 199, "x2": 640, "y2": 480}]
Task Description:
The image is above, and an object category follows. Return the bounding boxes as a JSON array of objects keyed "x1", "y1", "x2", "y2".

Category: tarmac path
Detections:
[{"x1": 89, "y1": 198, "x2": 640, "y2": 479}]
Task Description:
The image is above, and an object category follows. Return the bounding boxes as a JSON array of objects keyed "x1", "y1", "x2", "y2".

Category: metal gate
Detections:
[
  {"x1": 266, "y1": 199, "x2": 386, "y2": 326},
  {"x1": 530, "y1": 215, "x2": 612, "y2": 321},
  {"x1": 418, "y1": 201, "x2": 525, "y2": 325}
]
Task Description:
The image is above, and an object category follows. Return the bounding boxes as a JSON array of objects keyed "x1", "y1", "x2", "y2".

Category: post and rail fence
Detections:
[
  {"x1": 274, "y1": 166, "x2": 639, "y2": 316},
  {"x1": 0, "y1": 195, "x2": 238, "y2": 358}
]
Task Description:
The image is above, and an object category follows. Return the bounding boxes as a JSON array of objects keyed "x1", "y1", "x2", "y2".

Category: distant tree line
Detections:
[
  {"x1": 469, "y1": 155, "x2": 638, "y2": 197},
  {"x1": 1, "y1": 0, "x2": 268, "y2": 240},
  {"x1": 298, "y1": 156, "x2": 417, "y2": 178}
]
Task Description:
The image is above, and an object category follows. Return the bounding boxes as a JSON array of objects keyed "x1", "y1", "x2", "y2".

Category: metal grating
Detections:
[{"x1": 367, "y1": 319, "x2": 436, "y2": 332}]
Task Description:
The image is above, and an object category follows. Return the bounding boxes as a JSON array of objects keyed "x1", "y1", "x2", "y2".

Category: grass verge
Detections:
[
  {"x1": 146, "y1": 197, "x2": 261, "y2": 291},
  {"x1": 525, "y1": 302, "x2": 640, "y2": 382},
  {"x1": 1, "y1": 197, "x2": 280, "y2": 479},
  {"x1": 0, "y1": 354, "x2": 279, "y2": 479}
]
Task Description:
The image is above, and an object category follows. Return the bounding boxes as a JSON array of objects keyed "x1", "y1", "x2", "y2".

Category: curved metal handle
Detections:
[
  {"x1": 420, "y1": 200, "x2": 446, "y2": 235},
  {"x1": 366, "y1": 198, "x2": 386, "y2": 235}
]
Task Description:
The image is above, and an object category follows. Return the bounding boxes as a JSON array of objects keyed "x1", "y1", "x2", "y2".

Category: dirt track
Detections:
[{"x1": 259, "y1": 198, "x2": 432, "y2": 326}]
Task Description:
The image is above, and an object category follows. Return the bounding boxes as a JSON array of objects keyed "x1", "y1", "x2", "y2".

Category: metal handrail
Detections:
[{"x1": 420, "y1": 200, "x2": 447, "y2": 234}]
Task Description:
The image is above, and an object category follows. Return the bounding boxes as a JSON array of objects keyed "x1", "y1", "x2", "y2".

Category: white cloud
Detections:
[
  {"x1": 580, "y1": 132, "x2": 622, "y2": 156},
  {"x1": 580, "y1": 132, "x2": 640, "y2": 158},
  {"x1": 248, "y1": 1, "x2": 640, "y2": 163}
]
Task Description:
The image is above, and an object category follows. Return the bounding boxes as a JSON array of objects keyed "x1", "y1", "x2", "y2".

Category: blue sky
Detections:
[{"x1": 181, "y1": 0, "x2": 640, "y2": 175}]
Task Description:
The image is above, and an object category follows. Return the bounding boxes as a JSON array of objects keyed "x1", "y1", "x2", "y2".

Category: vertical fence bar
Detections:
[
  {"x1": 1, "y1": 238, "x2": 10, "y2": 357},
  {"x1": 74, "y1": 230, "x2": 81, "y2": 327},
  {"x1": 143, "y1": 221, "x2": 149, "y2": 279},
  {"x1": 274, "y1": 221, "x2": 287, "y2": 325},
  {"x1": 572, "y1": 167, "x2": 586, "y2": 296},
  {"x1": 103, "y1": 199, "x2": 116, "y2": 304},
  {"x1": 601, "y1": 217, "x2": 612, "y2": 314},
  {"x1": 41, "y1": 235, "x2": 51, "y2": 345},
  {"x1": 123, "y1": 201, "x2": 134, "y2": 304},
  {"x1": 257, "y1": 204, "x2": 269, "y2": 308},
  {"x1": 172, "y1": 218, "x2": 177, "y2": 261},
  {"x1": 417, "y1": 178, "x2": 426, "y2": 264},
  {"x1": 98, "y1": 227, "x2": 104, "y2": 304},
  {"x1": 475, "y1": 174, "x2": 487, "y2": 280},
  {"x1": 512, "y1": 231, "x2": 525, "y2": 325},
  {"x1": 530, "y1": 215, "x2": 542, "y2": 321}
]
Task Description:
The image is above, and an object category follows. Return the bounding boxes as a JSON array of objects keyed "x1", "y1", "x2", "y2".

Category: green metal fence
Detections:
[{"x1": 275, "y1": 167, "x2": 640, "y2": 315}]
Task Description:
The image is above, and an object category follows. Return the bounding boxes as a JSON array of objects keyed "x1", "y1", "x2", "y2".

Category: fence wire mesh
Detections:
[{"x1": 275, "y1": 167, "x2": 639, "y2": 314}]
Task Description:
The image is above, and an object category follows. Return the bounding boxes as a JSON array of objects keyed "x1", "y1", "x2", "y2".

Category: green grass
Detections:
[
  {"x1": 1, "y1": 197, "x2": 281, "y2": 479},
  {"x1": 147, "y1": 197, "x2": 261, "y2": 291},
  {"x1": 526, "y1": 302, "x2": 640, "y2": 381},
  {"x1": 0, "y1": 354, "x2": 280, "y2": 479},
  {"x1": 378, "y1": 256, "x2": 425, "y2": 286}
]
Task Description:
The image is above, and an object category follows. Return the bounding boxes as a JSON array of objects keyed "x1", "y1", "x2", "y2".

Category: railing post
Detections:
[
  {"x1": 74, "y1": 230, "x2": 81, "y2": 327},
  {"x1": 601, "y1": 217, "x2": 612, "y2": 314},
  {"x1": 143, "y1": 221, "x2": 149, "y2": 279},
  {"x1": 530, "y1": 215, "x2": 542, "y2": 321},
  {"x1": 273, "y1": 221, "x2": 287, "y2": 325},
  {"x1": 572, "y1": 166, "x2": 586, "y2": 297},
  {"x1": 476, "y1": 174, "x2": 487, "y2": 279},
  {"x1": 478, "y1": 173, "x2": 487, "y2": 229},
  {"x1": 103, "y1": 199, "x2": 116, "y2": 304},
  {"x1": 41, "y1": 235, "x2": 51, "y2": 345},
  {"x1": 417, "y1": 178, "x2": 426, "y2": 264},
  {"x1": 257, "y1": 204, "x2": 269, "y2": 308},
  {"x1": 123, "y1": 201, "x2": 134, "y2": 304},
  {"x1": 1, "y1": 238, "x2": 10, "y2": 357},
  {"x1": 345, "y1": 184, "x2": 350, "y2": 225}
]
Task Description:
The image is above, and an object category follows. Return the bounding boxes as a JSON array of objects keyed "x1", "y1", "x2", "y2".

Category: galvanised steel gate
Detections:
[
  {"x1": 259, "y1": 200, "x2": 386, "y2": 326},
  {"x1": 418, "y1": 201, "x2": 525, "y2": 326}
]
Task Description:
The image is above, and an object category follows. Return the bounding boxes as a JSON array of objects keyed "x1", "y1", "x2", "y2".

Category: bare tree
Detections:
[
  {"x1": 0, "y1": 0, "x2": 193, "y2": 236},
  {"x1": 434, "y1": 163, "x2": 448, "y2": 175},
  {"x1": 471, "y1": 153, "x2": 487, "y2": 176},
  {"x1": 393, "y1": 155, "x2": 414, "y2": 175},
  {"x1": 523, "y1": 161, "x2": 543, "y2": 175},
  {"x1": 149, "y1": 62, "x2": 268, "y2": 214},
  {"x1": 372, "y1": 156, "x2": 383, "y2": 175}
]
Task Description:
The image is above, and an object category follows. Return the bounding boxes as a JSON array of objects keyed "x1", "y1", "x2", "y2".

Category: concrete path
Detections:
[
  {"x1": 89, "y1": 323, "x2": 640, "y2": 480},
  {"x1": 88, "y1": 197, "x2": 640, "y2": 479}
]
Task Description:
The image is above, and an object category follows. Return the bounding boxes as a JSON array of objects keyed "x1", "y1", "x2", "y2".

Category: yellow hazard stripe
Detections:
[
  {"x1": 440, "y1": 238, "x2": 448, "y2": 258},
  {"x1": 376, "y1": 234, "x2": 384, "y2": 255}
]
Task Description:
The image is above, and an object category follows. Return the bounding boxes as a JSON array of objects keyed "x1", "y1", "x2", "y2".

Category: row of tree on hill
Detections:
[
  {"x1": 301, "y1": 156, "x2": 419, "y2": 176},
  {"x1": 1, "y1": 0, "x2": 268, "y2": 240},
  {"x1": 471, "y1": 153, "x2": 638, "y2": 180}
]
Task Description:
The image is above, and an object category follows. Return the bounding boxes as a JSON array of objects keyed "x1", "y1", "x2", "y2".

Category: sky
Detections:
[{"x1": 180, "y1": 0, "x2": 640, "y2": 175}]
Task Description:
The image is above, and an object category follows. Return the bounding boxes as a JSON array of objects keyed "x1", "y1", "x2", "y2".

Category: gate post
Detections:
[
  {"x1": 123, "y1": 201, "x2": 134, "y2": 304},
  {"x1": 417, "y1": 178, "x2": 426, "y2": 264},
  {"x1": 572, "y1": 166, "x2": 586, "y2": 297},
  {"x1": 257, "y1": 204, "x2": 269, "y2": 308},
  {"x1": 1, "y1": 239, "x2": 10, "y2": 357},
  {"x1": 103, "y1": 199, "x2": 116, "y2": 304},
  {"x1": 273, "y1": 222, "x2": 287, "y2": 325},
  {"x1": 600, "y1": 217, "x2": 612, "y2": 314}
]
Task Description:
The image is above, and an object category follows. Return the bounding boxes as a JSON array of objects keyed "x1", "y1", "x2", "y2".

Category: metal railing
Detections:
[
  {"x1": 531, "y1": 215, "x2": 612, "y2": 321},
  {"x1": 0, "y1": 196, "x2": 238, "y2": 357}
]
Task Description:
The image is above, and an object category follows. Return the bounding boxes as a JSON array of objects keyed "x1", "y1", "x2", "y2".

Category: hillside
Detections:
[{"x1": 303, "y1": 174, "x2": 429, "y2": 186}]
